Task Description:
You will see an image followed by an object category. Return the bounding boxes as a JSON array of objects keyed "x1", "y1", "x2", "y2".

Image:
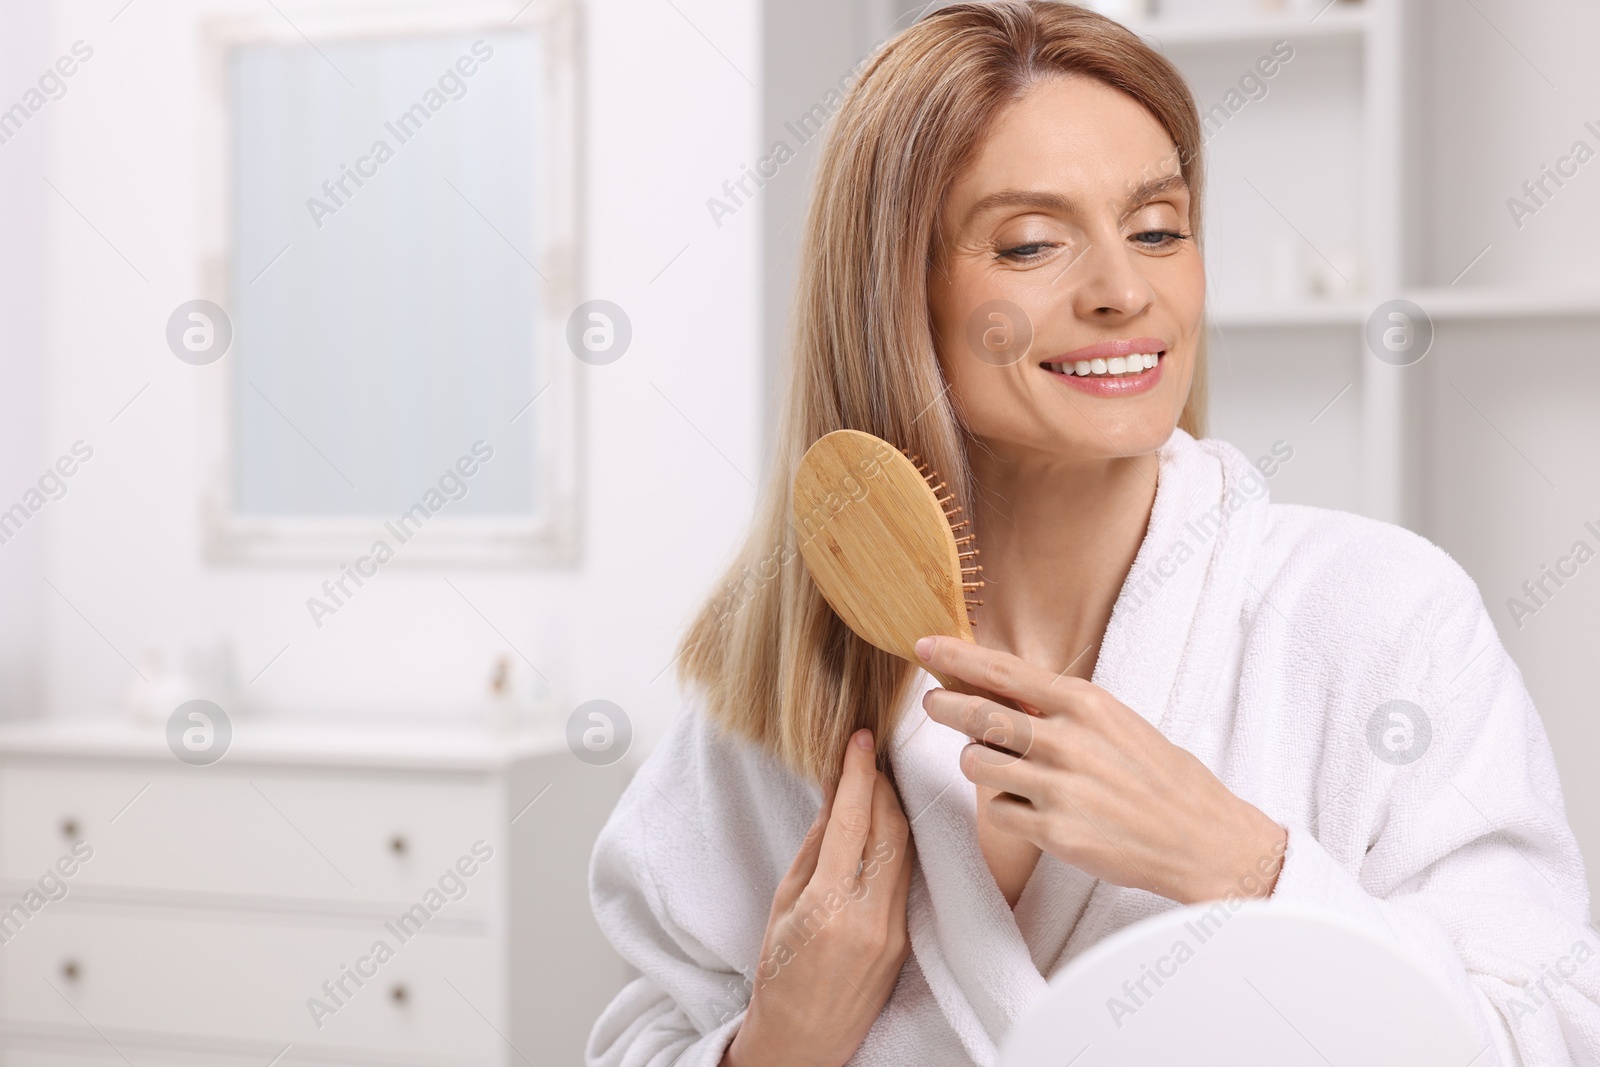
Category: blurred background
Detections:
[{"x1": 0, "y1": 0, "x2": 1596, "y2": 1062}]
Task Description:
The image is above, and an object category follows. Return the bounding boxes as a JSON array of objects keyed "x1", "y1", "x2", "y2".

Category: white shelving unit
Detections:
[{"x1": 1127, "y1": 0, "x2": 1599, "y2": 531}]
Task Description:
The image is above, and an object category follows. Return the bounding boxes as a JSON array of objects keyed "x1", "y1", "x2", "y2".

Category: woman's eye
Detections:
[
  {"x1": 1131, "y1": 230, "x2": 1190, "y2": 250},
  {"x1": 997, "y1": 242, "x2": 1054, "y2": 262}
]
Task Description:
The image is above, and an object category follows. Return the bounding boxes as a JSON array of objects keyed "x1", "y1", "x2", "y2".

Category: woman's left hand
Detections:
[{"x1": 916, "y1": 635, "x2": 1288, "y2": 906}]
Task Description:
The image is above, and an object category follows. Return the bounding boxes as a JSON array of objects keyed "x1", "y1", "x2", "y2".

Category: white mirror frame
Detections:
[{"x1": 194, "y1": 0, "x2": 581, "y2": 567}]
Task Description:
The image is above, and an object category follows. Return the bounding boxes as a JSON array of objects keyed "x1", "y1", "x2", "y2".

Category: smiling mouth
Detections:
[{"x1": 1039, "y1": 351, "x2": 1163, "y2": 378}]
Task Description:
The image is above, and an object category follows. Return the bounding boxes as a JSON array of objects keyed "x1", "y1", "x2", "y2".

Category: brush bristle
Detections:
[{"x1": 904, "y1": 449, "x2": 985, "y2": 629}]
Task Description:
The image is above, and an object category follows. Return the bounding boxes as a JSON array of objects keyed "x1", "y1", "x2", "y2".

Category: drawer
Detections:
[
  {"x1": 0, "y1": 908, "x2": 500, "y2": 1061},
  {"x1": 0, "y1": 764, "x2": 500, "y2": 910}
]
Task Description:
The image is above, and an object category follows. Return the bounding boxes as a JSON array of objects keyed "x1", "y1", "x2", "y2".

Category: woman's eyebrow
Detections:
[
  {"x1": 961, "y1": 173, "x2": 1189, "y2": 227},
  {"x1": 962, "y1": 189, "x2": 1077, "y2": 227},
  {"x1": 1124, "y1": 173, "x2": 1188, "y2": 209}
]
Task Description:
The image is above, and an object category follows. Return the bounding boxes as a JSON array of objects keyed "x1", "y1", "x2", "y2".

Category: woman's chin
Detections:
[{"x1": 970, "y1": 416, "x2": 1177, "y2": 466}]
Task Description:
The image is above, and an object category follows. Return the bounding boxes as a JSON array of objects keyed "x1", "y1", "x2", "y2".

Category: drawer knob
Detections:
[
  {"x1": 60, "y1": 818, "x2": 80, "y2": 841},
  {"x1": 389, "y1": 835, "x2": 408, "y2": 856},
  {"x1": 390, "y1": 983, "x2": 409, "y2": 1004},
  {"x1": 61, "y1": 959, "x2": 81, "y2": 982}
]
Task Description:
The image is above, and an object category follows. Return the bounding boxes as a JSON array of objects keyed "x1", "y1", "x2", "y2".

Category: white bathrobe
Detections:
[{"x1": 586, "y1": 427, "x2": 1600, "y2": 1067}]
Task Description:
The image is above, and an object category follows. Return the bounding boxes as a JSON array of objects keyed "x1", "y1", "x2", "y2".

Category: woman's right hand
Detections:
[{"x1": 720, "y1": 728, "x2": 915, "y2": 1067}]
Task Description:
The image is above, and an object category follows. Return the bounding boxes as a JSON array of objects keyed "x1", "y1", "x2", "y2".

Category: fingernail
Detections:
[
  {"x1": 854, "y1": 728, "x2": 873, "y2": 751},
  {"x1": 915, "y1": 637, "x2": 934, "y2": 660}
]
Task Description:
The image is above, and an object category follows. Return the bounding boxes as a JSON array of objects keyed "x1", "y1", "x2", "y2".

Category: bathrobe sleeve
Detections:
[
  {"x1": 586, "y1": 797, "x2": 746, "y2": 1067},
  {"x1": 1265, "y1": 536, "x2": 1600, "y2": 1067},
  {"x1": 586, "y1": 703, "x2": 820, "y2": 1067}
]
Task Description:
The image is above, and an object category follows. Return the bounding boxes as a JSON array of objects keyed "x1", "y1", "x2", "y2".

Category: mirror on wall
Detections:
[{"x1": 195, "y1": 3, "x2": 578, "y2": 565}]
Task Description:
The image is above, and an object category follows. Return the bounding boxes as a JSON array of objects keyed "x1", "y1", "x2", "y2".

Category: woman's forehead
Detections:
[{"x1": 950, "y1": 78, "x2": 1182, "y2": 215}]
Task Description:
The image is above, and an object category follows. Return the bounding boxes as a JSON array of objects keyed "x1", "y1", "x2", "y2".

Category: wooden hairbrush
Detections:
[{"x1": 792, "y1": 429, "x2": 983, "y2": 689}]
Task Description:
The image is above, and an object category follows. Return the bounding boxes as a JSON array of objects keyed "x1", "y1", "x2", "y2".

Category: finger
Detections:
[
  {"x1": 816, "y1": 728, "x2": 877, "y2": 884},
  {"x1": 857, "y1": 773, "x2": 912, "y2": 908},
  {"x1": 922, "y1": 688, "x2": 1035, "y2": 760},
  {"x1": 887, "y1": 814, "x2": 916, "y2": 964},
  {"x1": 820, "y1": 769, "x2": 840, "y2": 813},
  {"x1": 987, "y1": 789, "x2": 1041, "y2": 842},
  {"x1": 958, "y1": 741, "x2": 1044, "y2": 802},
  {"x1": 916, "y1": 635, "x2": 1080, "y2": 716},
  {"x1": 893, "y1": 822, "x2": 915, "y2": 906},
  {"x1": 892, "y1": 826, "x2": 915, "y2": 933},
  {"x1": 889, "y1": 790, "x2": 916, "y2": 904}
]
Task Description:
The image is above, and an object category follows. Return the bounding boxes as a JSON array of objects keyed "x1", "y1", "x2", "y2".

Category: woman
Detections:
[{"x1": 587, "y1": 3, "x2": 1600, "y2": 1065}]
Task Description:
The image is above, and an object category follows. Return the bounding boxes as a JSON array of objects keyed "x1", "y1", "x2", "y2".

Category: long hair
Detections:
[{"x1": 677, "y1": 1, "x2": 1208, "y2": 784}]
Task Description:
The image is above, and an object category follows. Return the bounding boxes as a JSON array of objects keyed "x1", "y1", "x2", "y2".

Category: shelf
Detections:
[
  {"x1": 1207, "y1": 288, "x2": 1600, "y2": 329},
  {"x1": 1122, "y1": 4, "x2": 1370, "y2": 47},
  {"x1": 1396, "y1": 286, "x2": 1600, "y2": 320},
  {"x1": 0, "y1": 715, "x2": 569, "y2": 770}
]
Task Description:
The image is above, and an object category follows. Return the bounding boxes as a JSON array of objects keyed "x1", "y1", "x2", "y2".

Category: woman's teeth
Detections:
[{"x1": 1042, "y1": 352, "x2": 1161, "y2": 377}]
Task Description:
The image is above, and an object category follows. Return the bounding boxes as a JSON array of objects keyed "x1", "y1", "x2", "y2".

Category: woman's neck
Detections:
[{"x1": 967, "y1": 444, "x2": 1160, "y2": 681}]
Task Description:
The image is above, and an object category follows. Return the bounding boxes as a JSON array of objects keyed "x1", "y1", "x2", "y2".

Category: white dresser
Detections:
[{"x1": 0, "y1": 719, "x2": 629, "y2": 1067}]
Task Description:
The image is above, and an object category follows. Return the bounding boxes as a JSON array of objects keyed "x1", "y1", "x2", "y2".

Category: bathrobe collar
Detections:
[{"x1": 885, "y1": 427, "x2": 1271, "y2": 1065}]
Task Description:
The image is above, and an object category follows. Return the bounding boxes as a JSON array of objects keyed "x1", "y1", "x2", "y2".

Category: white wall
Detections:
[
  {"x1": 0, "y1": 2, "x2": 50, "y2": 724},
  {"x1": 10, "y1": 0, "x2": 761, "y2": 762},
  {"x1": 1416, "y1": 0, "x2": 1600, "y2": 291}
]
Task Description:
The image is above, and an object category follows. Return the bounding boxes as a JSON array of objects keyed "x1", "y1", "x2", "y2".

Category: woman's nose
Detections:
[{"x1": 1067, "y1": 235, "x2": 1156, "y2": 320}]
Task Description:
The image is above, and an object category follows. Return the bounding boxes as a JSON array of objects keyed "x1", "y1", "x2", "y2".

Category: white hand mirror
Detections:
[{"x1": 999, "y1": 902, "x2": 1483, "y2": 1067}]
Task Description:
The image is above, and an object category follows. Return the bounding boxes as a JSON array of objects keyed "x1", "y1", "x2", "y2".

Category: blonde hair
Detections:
[{"x1": 678, "y1": 0, "x2": 1208, "y2": 784}]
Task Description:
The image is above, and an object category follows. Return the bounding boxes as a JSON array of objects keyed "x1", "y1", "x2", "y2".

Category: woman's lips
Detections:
[
  {"x1": 1050, "y1": 336, "x2": 1168, "y2": 364},
  {"x1": 1037, "y1": 337, "x2": 1168, "y2": 397},
  {"x1": 1040, "y1": 351, "x2": 1165, "y2": 397}
]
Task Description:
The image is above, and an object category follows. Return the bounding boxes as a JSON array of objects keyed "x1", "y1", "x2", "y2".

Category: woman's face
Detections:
[{"x1": 929, "y1": 75, "x2": 1204, "y2": 465}]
